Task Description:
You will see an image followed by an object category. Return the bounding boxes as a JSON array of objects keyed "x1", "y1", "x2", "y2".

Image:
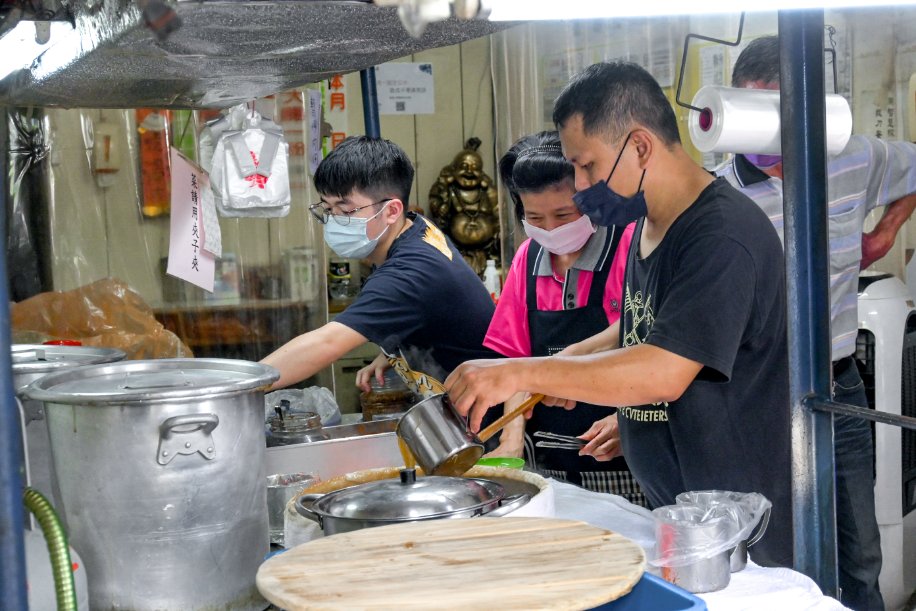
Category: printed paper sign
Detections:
[
  {"x1": 167, "y1": 147, "x2": 215, "y2": 291},
  {"x1": 199, "y1": 176, "x2": 222, "y2": 257},
  {"x1": 307, "y1": 88, "x2": 323, "y2": 174},
  {"x1": 375, "y1": 62, "x2": 435, "y2": 115}
]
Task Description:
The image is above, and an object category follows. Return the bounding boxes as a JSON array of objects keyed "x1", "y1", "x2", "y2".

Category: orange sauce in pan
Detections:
[{"x1": 397, "y1": 436, "x2": 417, "y2": 471}]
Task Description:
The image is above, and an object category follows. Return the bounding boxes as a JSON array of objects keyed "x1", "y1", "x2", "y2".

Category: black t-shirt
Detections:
[
  {"x1": 618, "y1": 178, "x2": 793, "y2": 568},
  {"x1": 336, "y1": 212, "x2": 498, "y2": 379}
]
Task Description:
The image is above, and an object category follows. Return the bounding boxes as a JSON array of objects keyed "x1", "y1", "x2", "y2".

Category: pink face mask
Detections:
[
  {"x1": 521, "y1": 214, "x2": 597, "y2": 255},
  {"x1": 744, "y1": 153, "x2": 782, "y2": 170}
]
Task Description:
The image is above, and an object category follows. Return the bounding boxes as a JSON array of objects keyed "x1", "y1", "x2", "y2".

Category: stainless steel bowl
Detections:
[{"x1": 294, "y1": 468, "x2": 529, "y2": 535}]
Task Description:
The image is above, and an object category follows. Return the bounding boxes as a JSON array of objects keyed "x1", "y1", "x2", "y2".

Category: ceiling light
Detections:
[
  {"x1": 0, "y1": 20, "x2": 75, "y2": 82},
  {"x1": 478, "y1": 0, "x2": 916, "y2": 20}
]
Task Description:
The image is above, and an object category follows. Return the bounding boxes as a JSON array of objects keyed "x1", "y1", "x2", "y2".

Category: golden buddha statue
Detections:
[{"x1": 428, "y1": 138, "x2": 500, "y2": 276}]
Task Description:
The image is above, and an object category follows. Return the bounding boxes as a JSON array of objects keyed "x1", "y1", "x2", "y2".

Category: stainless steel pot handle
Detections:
[
  {"x1": 156, "y1": 413, "x2": 219, "y2": 466},
  {"x1": 483, "y1": 493, "x2": 530, "y2": 518},
  {"x1": 294, "y1": 493, "x2": 325, "y2": 528}
]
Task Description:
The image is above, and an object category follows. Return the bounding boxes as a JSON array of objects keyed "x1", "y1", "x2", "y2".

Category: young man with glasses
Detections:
[{"x1": 262, "y1": 136, "x2": 498, "y2": 395}]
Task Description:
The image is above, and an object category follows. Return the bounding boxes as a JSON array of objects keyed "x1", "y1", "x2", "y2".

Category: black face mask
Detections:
[{"x1": 572, "y1": 132, "x2": 648, "y2": 227}]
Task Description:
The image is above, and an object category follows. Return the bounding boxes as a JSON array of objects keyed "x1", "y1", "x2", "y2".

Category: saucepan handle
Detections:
[
  {"x1": 294, "y1": 493, "x2": 325, "y2": 527},
  {"x1": 477, "y1": 394, "x2": 545, "y2": 442}
]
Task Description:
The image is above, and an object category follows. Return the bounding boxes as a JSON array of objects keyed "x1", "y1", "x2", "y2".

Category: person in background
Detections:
[
  {"x1": 485, "y1": 130, "x2": 644, "y2": 504},
  {"x1": 444, "y1": 61, "x2": 794, "y2": 568},
  {"x1": 718, "y1": 35, "x2": 916, "y2": 611},
  {"x1": 261, "y1": 136, "x2": 497, "y2": 396}
]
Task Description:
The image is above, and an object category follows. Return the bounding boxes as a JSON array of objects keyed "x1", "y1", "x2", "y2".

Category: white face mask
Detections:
[
  {"x1": 521, "y1": 214, "x2": 596, "y2": 255},
  {"x1": 323, "y1": 202, "x2": 392, "y2": 259}
]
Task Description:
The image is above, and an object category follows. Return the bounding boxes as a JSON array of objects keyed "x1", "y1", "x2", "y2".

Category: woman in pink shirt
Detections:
[{"x1": 486, "y1": 131, "x2": 643, "y2": 504}]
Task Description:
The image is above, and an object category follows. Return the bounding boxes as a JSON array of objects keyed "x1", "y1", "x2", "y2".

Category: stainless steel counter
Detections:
[{"x1": 264, "y1": 419, "x2": 402, "y2": 481}]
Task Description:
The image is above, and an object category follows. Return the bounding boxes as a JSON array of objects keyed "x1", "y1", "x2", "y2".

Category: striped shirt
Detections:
[{"x1": 716, "y1": 135, "x2": 916, "y2": 360}]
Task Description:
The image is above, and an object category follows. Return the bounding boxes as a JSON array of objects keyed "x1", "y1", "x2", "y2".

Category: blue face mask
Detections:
[
  {"x1": 744, "y1": 153, "x2": 782, "y2": 170},
  {"x1": 572, "y1": 132, "x2": 648, "y2": 227},
  {"x1": 323, "y1": 202, "x2": 392, "y2": 259}
]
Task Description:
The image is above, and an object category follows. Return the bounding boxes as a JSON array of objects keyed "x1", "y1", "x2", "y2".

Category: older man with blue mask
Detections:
[{"x1": 716, "y1": 35, "x2": 916, "y2": 611}]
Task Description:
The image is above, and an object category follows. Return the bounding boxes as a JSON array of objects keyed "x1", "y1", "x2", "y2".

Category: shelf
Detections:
[{"x1": 153, "y1": 299, "x2": 311, "y2": 362}]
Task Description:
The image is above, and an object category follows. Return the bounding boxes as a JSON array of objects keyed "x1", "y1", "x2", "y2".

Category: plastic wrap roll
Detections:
[{"x1": 688, "y1": 86, "x2": 852, "y2": 156}]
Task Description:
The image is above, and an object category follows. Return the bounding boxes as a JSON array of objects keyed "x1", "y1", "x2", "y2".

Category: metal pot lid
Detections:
[
  {"x1": 11, "y1": 344, "x2": 127, "y2": 374},
  {"x1": 22, "y1": 358, "x2": 279, "y2": 404},
  {"x1": 308, "y1": 472, "x2": 505, "y2": 521}
]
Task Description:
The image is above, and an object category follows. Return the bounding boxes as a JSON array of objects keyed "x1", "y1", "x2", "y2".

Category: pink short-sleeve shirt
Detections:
[{"x1": 484, "y1": 223, "x2": 635, "y2": 358}]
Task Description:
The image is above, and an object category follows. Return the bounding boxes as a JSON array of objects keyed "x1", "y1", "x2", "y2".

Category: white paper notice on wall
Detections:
[
  {"x1": 199, "y1": 178, "x2": 222, "y2": 257},
  {"x1": 307, "y1": 88, "x2": 323, "y2": 174},
  {"x1": 167, "y1": 147, "x2": 216, "y2": 292},
  {"x1": 375, "y1": 62, "x2": 435, "y2": 115}
]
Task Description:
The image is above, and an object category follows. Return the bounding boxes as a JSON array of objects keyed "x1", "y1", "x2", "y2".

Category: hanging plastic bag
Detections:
[{"x1": 208, "y1": 105, "x2": 291, "y2": 218}]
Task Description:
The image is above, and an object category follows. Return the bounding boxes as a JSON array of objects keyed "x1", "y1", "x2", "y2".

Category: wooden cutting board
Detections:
[{"x1": 257, "y1": 517, "x2": 646, "y2": 610}]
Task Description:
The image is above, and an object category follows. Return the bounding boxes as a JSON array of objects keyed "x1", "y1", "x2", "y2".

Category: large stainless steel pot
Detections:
[
  {"x1": 294, "y1": 468, "x2": 529, "y2": 535},
  {"x1": 11, "y1": 344, "x2": 126, "y2": 504},
  {"x1": 23, "y1": 358, "x2": 279, "y2": 611}
]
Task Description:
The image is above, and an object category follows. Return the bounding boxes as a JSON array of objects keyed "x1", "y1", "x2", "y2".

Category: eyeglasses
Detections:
[{"x1": 308, "y1": 198, "x2": 394, "y2": 226}]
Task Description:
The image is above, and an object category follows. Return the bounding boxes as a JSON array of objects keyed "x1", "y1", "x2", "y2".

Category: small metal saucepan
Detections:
[
  {"x1": 396, "y1": 392, "x2": 544, "y2": 476},
  {"x1": 294, "y1": 468, "x2": 530, "y2": 535}
]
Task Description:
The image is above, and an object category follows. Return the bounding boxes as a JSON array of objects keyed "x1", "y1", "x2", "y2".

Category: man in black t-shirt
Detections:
[
  {"x1": 262, "y1": 136, "x2": 496, "y2": 392},
  {"x1": 444, "y1": 62, "x2": 793, "y2": 568}
]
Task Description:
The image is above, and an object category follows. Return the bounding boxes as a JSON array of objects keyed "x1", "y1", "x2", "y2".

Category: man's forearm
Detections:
[
  {"x1": 261, "y1": 322, "x2": 366, "y2": 389},
  {"x1": 510, "y1": 343, "x2": 702, "y2": 408},
  {"x1": 862, "y1": 194, "x2": 916, "y2": 268}
]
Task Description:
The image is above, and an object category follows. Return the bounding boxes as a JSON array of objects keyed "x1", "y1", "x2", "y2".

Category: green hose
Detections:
[{"x1": 24, "y1": 487, "x2": 78, "y2": 611}]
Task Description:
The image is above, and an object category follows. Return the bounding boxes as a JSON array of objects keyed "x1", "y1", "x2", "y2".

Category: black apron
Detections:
[{"x1": 525, "y1": 228, "x2": 644, "y2": 504}]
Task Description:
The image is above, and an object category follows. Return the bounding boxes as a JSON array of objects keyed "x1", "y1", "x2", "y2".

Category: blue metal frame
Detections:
[
  {"x1": 777, "y1": 10, "x2": 839, "y2": 596},
  {"x1": 360, "y1": 67, "x2": 381, "y2": 139},
  {"x1": 0, "y1": 107, "x2": 29, "y2": 609}
]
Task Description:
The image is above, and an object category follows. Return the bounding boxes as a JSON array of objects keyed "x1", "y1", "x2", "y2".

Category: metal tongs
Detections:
[{"x1": 533, "y1": 431, "x2": 586, "y2": 451}]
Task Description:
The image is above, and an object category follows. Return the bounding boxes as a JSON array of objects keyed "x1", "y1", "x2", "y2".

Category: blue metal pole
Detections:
[
  {"x1": 360, "y1": 67, "x2": 381, "y2": 139},
  {"x1": 777, "y1": 10, "x2": 838, "y2": 596},
  {"x1": 0, "y1": 108, "x2": 29, "y2": 609}
]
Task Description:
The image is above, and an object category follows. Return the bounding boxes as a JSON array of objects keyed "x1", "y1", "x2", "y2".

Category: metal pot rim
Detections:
[
  {"x1": 296, "y1": 475, "x2": 506, "y2": 522},
  {"x1": 11, "y1": 344, "x2": 127, "y2": 375},
  {"x1": 22, "y1": 358, "x2": 279, "y2": 404}
]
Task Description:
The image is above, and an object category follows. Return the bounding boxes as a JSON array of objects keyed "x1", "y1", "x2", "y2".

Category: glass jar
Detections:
[{"x1": 359, "y1": 370, "x2": 416, "y2": 421}]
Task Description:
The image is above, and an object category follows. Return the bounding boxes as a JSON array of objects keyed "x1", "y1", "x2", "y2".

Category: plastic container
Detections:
[
  {"x1": 591, "y1": 572, "x2": 707, "y2": 610},
  {"x1": 483, "y1": 259, "x2": 501, "y2": 303},
  {"x1": 476, "y1": 457, "x2": 525, "y2": 469},
  {"x1": 266, "y1": 472, "x2": 319, "y2": 546}
]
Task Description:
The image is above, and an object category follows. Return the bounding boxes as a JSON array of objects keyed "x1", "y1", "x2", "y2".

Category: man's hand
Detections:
[
  {"x1": 577, "y1": 415, "x2": 622, "y2": 462},
  {"x1": 444, "y1": 358, "x2": 524, "y2": 432},
  {"x1": 861, "y1": 228, "x2": 895, "y2": 269},
  {"x1": 355, "y1": 352, "x2": 390, "y2": 393},
  {"x1": 861, "y1": 193, "x2": 916, "y2": 269}
]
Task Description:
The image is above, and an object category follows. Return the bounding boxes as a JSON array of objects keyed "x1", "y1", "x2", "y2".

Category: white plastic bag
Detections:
[
  {"x1": 649, "y1": 490, "x2": 772, "y2": 568},
  {"x1": 208, "y1": 106, "x2": 291, "y2": 218}
]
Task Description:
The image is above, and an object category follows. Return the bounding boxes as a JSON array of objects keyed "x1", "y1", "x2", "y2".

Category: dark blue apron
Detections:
[{"x1": 524, "y1": 227, "x2": 645, "y2": 505}]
